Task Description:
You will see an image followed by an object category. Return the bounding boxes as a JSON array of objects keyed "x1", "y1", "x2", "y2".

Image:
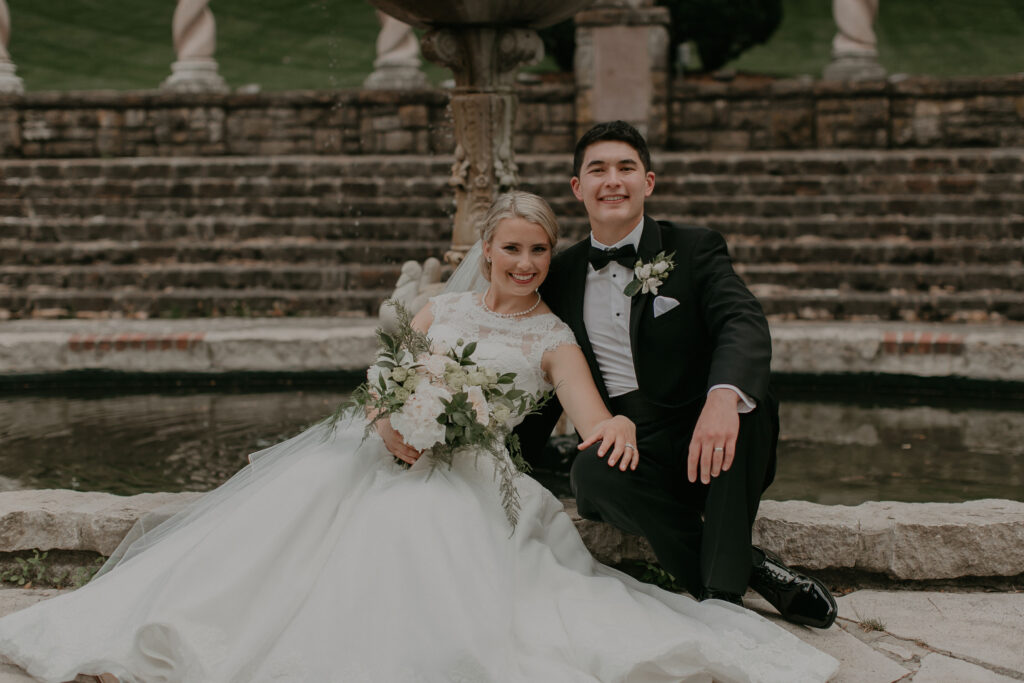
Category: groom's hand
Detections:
[
  {"x1": 374, "y1": 418, "x2": 422, "y2": 465},
  {"x1": 687, "y1": 388, "x2": 740, "y2": 484}
]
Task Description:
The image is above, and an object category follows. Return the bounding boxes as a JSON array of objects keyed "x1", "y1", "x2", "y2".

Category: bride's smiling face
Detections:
[{"x1": 483, "y1": 217, "x2": 553, "y2": 296}]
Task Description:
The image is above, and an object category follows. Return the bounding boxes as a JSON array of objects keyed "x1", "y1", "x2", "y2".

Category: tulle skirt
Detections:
[{"x1": 0, "y1": 417, "x2": 837, "y2": 682}]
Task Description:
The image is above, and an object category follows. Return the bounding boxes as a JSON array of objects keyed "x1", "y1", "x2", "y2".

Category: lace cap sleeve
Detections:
[{"x1": 539, "y1": 319, "x2": 580, "y2": 356}]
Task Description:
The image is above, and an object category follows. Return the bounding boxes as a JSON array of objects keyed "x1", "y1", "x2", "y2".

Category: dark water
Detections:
[{"x1": 1, "y1": 389, "x2": 1022, "y2": 505}]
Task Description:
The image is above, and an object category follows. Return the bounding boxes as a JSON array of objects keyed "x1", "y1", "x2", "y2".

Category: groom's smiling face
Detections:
[{"x1": 571, "y1": 140, "x2": 655, "y2": 240}]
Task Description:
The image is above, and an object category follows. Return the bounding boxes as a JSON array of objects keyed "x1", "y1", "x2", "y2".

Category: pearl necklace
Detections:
[{"x1": 481, "y1": 290, "x2": 542, "y2": 319}]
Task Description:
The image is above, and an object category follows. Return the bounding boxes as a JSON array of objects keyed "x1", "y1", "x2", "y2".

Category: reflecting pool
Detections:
[{"x1": 1, "y1": 388, "x2": 1022, "y2": 505}]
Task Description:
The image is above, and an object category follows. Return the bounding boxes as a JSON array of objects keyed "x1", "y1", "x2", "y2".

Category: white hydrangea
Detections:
[{"x1": 390, "y1": 382, "x2": 451, "y2": 451}]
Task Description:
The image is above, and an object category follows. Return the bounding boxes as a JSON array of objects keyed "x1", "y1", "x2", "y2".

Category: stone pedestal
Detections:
[
  {"x1": 574, "y1": 0, "x2": 671, "y2": 147},
  {"x1": 0, "y1": 60, "x2": 22, "y2": 94},
  {"x1": 0, "y1": 0, "x2": 23, "y2": 94},
  {"x1": 161, "y1": 0, "x2": 229, "y2": 93},
  {"x1": 824, "y1": 0, "x2": 886, "y2": 81},
  {"x1": 421, "y1": 27, "x2": 543, "y2": 262},
  {"x1": 162, "y1": 58, "x2": 228, "y2": 93},
  {"x1": 364, "y1": 12, "x2": 428, "y2": 90}
]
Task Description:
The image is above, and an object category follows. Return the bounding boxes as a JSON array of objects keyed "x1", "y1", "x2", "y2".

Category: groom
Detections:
[{"x1": 517, "y1": 121, "x2": 836, "y2": 628}]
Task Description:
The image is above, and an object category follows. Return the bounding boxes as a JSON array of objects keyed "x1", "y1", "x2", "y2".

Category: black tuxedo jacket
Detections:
[{"x1": 517, "y1": 216, "x2": 776, "y2": 455}]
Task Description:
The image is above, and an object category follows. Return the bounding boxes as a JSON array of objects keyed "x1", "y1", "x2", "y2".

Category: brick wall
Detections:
[
  {"x1": 670, "y1": 74, "x2": 1024, "y2": 151},
  {"x1": 0, "y1": 74, "x2": 1021, "y2": 159}
]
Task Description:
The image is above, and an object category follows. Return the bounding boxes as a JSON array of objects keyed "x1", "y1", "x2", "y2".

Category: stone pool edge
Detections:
[
  {"x1": 1, "y1": 490, "x2": 1021, "y2": 583},
  {"x1": 2, "y1": 318, "x2": 1024, "y2": 383}
]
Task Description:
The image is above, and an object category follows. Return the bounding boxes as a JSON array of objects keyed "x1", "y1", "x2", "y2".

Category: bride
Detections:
[{"x1": 0, "y1": 192, "x2": 838, "y2": 682}]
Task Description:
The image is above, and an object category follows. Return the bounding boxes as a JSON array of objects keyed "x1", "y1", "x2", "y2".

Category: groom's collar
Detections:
[{"x1": 589, "y1": 218, "x2": 644, "y2": 251}]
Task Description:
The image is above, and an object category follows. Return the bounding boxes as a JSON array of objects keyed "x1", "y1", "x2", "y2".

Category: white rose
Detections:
[
  {"x1": 421, "y1": 353, "x2": 449, "y2": 379},
  {"x1": 465, "y1": 385, "x2": 490, "y2": 425},
  {"x1": 390, "y1": 383, "x2": 451, "y2": 450},
  {"x1": 491, "y1": 403, "x2": 512, "y2": 426},
  {"x1": 637, "y1": 264, "x2": 653, "y2": 279},
  {"x1": 653, "y1": 261, "x2": 670, "y2": 274}
]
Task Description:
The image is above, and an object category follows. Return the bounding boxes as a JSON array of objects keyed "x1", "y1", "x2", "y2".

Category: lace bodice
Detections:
[{"x1": 427, "y1": 292, "x2": 577, "y2": 429}]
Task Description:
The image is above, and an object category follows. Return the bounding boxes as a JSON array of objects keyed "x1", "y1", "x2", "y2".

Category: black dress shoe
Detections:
[
  {"x1": 749, "y1": 547, "x2": 837, "y2": 629},
  {"x1": 698, "y1": 588, "x2": 743, "y2": 607}
]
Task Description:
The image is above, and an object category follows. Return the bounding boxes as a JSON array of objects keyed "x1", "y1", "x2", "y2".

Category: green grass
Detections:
[
  {"x1": 6, "y1": 0, "x2": 1023, "y2": 91},
  {"x1": 7, "y1": 0, "x2": 450, "y2": 91},
  {"x1": 729, "y1": 0, "x2": 1024, "y2": 78}
]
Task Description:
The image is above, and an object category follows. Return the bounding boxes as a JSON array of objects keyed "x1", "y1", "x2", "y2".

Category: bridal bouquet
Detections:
[{"x1": 334, "y1": 302, "x2": 550, "y2": 527}]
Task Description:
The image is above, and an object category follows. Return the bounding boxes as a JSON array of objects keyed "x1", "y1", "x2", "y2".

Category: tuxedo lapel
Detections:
[
  {"x1": 628, "y1": 216, "x2": 663, "y2": 351},
  {"x1": 561, "y1": 241, "x2": 609, "y2": 400}
]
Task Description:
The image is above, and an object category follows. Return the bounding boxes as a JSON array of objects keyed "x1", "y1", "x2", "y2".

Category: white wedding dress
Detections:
[{"x1": 0, "y1": 292, "x2": 838, "y2": 683}]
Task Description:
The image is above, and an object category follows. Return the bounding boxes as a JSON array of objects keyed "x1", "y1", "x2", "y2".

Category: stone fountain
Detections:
[{"x1": 368, "y1": 0, "x2": 596, "y2": 265}]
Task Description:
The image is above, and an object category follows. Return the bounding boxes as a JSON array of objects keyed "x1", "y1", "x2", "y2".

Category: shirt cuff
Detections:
[{"x1": 708, "y1": 384, "x2": 756, "y2": 414}]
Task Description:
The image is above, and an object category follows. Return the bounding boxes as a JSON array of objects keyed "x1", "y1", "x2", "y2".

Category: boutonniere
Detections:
[{"x1": 624, "y1": 251, "x2": 675, "y2": 296}]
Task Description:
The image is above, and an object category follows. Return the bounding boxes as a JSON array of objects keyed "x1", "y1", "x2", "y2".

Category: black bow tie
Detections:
[{"x1": 588, "y1": 244, "x2": 637, "y2": 270}]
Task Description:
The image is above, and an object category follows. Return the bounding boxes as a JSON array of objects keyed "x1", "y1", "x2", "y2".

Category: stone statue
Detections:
[
  {"x1": 0, "y1": 0, "x2": 24, "y2": 94},
  {"x1": 824, "y1": 0, "x2": 886, "y2": 81},
  {"x1": 161, "y1": 0, "x2": 229, "y2": 92},
  {"x1": 378, "y1": 258, "x2": 443, "y2": 332},
  {"x1": 364, "y1": 11, "x2": 428, "y2": 90}
]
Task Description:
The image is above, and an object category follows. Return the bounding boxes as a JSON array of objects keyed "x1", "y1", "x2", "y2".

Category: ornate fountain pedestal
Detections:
[
  {"x1": 421, "y1": 28, "x2": 543, "y2": 262},
  {"x1": 367, "y1": 1, "x2": 596, "y2": 265}
]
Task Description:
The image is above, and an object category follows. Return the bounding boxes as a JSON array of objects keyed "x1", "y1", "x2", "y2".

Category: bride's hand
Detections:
[
  {"x1": 374, "y1": 417, "x2": 422, "y2": 464},
  {"x1": 578, "y1": 415, "x2": 639, "y2": 472}
]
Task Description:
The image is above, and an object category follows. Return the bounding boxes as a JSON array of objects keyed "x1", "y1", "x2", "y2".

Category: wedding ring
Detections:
[
  {"x1": 713, "y1": 447, "x2": 724, "y2": 453},
  {"x1": 624, "y1": 443, "x2": 636, "y2": 451}
]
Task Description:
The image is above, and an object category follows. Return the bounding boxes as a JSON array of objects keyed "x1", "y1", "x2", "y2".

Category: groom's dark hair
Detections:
[{"x1": 572, "y1": 120, "x2": 652, "y2": 178}]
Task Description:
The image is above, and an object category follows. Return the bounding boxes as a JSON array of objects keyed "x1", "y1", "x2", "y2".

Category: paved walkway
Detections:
[
  {"x1": 0, "y1": 587, "x2": 1020, "y2": 682},
  {"x1": 2, "y1": 317, "x2": 1023, "y2": 384}
]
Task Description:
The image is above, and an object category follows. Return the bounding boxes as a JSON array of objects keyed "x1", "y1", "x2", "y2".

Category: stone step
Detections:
[
  {"x1": 738, "y1": 263, "x2": 1024, "y2": 292},
  {"x1": 0, "y1": 196, "x2": 453, "y2": 219},
  {"x1": 3, "y1": 286, "x2": 1019, "y2": 322},
  {"x1": 729, "y1": 238, "x2": 1024, "y2": 265},
  {"x1": 5, "y1": 171, "x2": 1022, "y2": 201},
  {"x1": 696, "y1": 215, "x2": 1024, "y2": 242},
  {"x1": 4, "y1": 214, "x2": 1022, "y2": 245},
  {"x1": 0, "y1": 263, "x2": 405, "y2": 291},
  {"x1": 3, "y1": 237, "x2": 1019, "y2": 269},
  {"x1": 0, "y1": 288, "x2": 392, "y2": 319},
  {"x1": 0, "y1": 239, "x2": 450, "y2": 266},
  {"x1": 0, "y1": 216, "x2": 452, "y2": 243},
  {"x1": 6, "y1": 193, "x2": 1023, "y2": 221},
  {"x1": 3, "y1": 148, "x2": 1022, "y2": 180},
  {"x1": 754, "y1": 289, "x2": 1024, "y2": 322}
]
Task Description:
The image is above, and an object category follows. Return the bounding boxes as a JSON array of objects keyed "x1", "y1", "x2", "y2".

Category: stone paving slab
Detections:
[
  {"x1": 838, "y1": 590, "x2": 1024, "y2": 678},
  {"x1": 2, "y1": 318, "x2": 1023, "y2": 382},
  {"x1": 1, "y1": 587, "x2": 1022, "y2": 682}
]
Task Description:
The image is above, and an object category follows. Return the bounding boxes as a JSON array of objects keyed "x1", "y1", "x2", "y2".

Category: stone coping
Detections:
[
  {"x1": 2, "y1": 318, "x2": 1023, "y2": 384},
  {"x1": 1, "y1": 489, "x2": 1021, "y2": 582}
]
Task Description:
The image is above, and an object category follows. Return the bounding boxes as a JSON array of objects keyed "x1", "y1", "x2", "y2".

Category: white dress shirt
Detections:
[{"x1": 583, "y1": 220, "x2": 755, "y2": 412}]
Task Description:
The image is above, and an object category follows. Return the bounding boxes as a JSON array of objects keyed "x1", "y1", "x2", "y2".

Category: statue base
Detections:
[
  {"x1": 363, "y1": 65, "x2": 429, "y2": 90},
  {"x1": 823, "y1": 55, "x2": 887, "y2": 82},
  {"x1": 0, "y1": 62, "x2": 24, "y2": 95},
  {"x1": 161, "y1": 58, "x2": 230, "y2": 93}
]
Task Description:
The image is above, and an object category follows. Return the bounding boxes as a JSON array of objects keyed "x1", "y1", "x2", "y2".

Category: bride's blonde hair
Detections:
[{"x1": 479, "y1": 191, "x2": 559, "y2": 281}]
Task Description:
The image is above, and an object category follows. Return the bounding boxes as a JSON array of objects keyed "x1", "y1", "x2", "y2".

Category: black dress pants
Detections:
[{"x1": 570, "y1": 391, "x2": 776, "y2": 597}]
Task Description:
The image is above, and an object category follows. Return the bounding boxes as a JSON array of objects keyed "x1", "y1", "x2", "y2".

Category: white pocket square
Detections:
[{"x1": 653, "y1": 296, "x2": 680, "y2": 317}]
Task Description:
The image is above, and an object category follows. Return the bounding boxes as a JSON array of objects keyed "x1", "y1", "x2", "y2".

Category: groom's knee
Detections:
[{"x1": 569, "y1": 443, "x2": 636, "y2": 518}]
